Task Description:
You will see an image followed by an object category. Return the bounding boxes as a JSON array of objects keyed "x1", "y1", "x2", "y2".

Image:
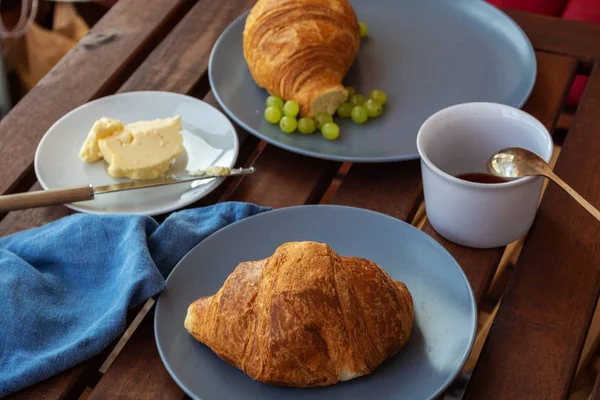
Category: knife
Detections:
[{"x1": 0, "y1": 167, "x2": 255, "y2": 213}]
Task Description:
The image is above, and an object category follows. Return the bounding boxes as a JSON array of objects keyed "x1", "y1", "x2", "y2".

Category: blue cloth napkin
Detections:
[{"x1": 0, "y1": 202, "x2": 269, "y2": 397}]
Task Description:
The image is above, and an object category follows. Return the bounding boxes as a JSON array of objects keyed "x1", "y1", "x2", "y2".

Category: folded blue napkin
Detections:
[{"x1": 0, "y1": 202, "x2": 269, "y2": 397}]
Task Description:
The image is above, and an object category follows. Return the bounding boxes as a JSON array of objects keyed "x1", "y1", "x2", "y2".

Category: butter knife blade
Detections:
[{"x1": 93, "y1": 167, "x2": 254, "y2": 195}]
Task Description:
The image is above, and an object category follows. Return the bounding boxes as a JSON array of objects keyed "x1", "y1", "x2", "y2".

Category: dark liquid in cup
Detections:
[{"x1": 456, "y1": 173, "x2": 508, "y2": 184}]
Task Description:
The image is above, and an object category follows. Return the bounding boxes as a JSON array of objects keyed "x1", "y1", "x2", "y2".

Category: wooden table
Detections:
[{"x1": 3, "y1": 1, "x2": 600, "y2": 399}]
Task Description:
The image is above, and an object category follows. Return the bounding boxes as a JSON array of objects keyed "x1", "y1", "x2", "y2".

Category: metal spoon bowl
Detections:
[{"x1": 487, "y1": 147, "x2": 600, "y2": 222}]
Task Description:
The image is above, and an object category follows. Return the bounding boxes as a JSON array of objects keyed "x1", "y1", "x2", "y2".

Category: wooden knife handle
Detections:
[{"x1": 0, "y1": 185, "x2": 94, "y2": 213}]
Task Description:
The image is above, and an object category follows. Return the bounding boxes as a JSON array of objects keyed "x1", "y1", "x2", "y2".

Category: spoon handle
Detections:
[{"x1": 545, "y1": 171, "x2": 600, "y2": 222}]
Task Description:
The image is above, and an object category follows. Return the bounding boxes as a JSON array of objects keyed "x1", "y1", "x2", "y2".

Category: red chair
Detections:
[{"x1": 488, "y1": 0, "x2": 600, "y2": 107}]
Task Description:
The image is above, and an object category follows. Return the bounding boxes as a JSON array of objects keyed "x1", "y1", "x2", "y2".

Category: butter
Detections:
[
  {"x1": 79, "y1": 118, "x2": 124, "y2": 162},
  {"x1": 79, "y1": 116, "x2": 184, "y2": 180},
  {"x1": 191, "y1": 166, "x2": 231, "y2": 177}
]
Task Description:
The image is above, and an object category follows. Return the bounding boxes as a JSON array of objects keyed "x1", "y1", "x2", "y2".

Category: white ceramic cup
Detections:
[{"x1": 416, "y1": 102, "x2": 554, "y2": 248}]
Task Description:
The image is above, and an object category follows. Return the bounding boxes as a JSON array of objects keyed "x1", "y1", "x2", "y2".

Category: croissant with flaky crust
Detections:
[
  {"x1": 242, "y1": 0, "x2": 361, "y2": 117},
  {"x1": 185, "y1": 241, "x2": 414, "y2": 387}
]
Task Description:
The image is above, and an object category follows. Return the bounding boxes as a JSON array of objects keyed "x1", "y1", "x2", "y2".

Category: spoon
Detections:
[{"x1": 487, "y1": 147, "x2": 600, "y2": 222}]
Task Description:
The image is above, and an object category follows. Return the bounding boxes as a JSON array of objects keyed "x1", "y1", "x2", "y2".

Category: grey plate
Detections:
[
  {"x1": 209, "y1": 0, "x2": 536, "y2": 163},
  {"x1": 155, "y1": 205, "x2": 477, "y2": 400}
]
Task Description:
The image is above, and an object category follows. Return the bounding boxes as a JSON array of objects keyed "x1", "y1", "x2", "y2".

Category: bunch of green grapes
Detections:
[
  {"x1": 262, "y1": 22, "x2": 384, "y2": 141},
  {"x1": 263, "y1": 86, "x2": 386, "y2": 141}
]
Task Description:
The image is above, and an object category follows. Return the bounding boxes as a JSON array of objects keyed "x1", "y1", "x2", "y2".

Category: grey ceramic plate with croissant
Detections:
[
  {"x1": 154, "y1": 205, "x2": 476, "y2": 400},
  {"x1": 209, "y1": 0, "x2": 535, "y2": 163}
]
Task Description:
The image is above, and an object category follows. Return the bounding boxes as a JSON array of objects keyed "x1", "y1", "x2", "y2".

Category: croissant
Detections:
[
  {"x1": 185, "y1": 241, "x2": 414, "y2": 387},
  {"x1": 242, "y1": 0, "x2": 360, "y2": 117}
]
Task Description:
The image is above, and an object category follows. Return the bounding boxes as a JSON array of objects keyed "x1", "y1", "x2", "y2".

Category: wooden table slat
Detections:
[
  {"x1": 4, "y1": 364, "x2": 97, "y2": 400},
  {"x1": 422, "y1": 224, "x2": 505, "y2": 303},
  {"x1": 0, "y1": 183, "x2": 73, "y2": 238},
  {"x1": 119, "y1": 0, "x2": 255, "y2": 95},
  {"x1": 505, "y1": 8, "x2": 600, "y2": 62},
  {"x1": 465, "y1": 65, "x2": 600, "y2": 400},
  {"x1": 88, "y1": 308, "x2": 185, "y2": 400},
  {"x1": 521, "y1": 53, "x2": 578, "y2": 131},
  {"x1": 226, "y1": 145, "x2": 341, "y2": 208},
  {"x1": 0, "y1": 0, "x2": 194, "y2": 201},
  {"x1": 330, "y1": 160, "x2": 423, "y2": 223}
]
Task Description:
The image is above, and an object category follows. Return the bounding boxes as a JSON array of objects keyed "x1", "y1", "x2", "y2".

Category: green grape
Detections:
[
  {"x1": 351, "y1": 106, "x2": 368, "y2": 124},
  {"x1": 346, "y1": 86, "x2": 356, "y2": 97},
  {"x1": 283, "y1": 100, "x2": 300, "y2": 117},
  {"x1": 365, "y1": 99, "x2": 383, "y2": 118},
  {"x1": 369, "y1": 89, "x2": 387, "y2": 105},
  {"x1": 265, "y1": 95, "x2": 284, "y2": 109},
  {"x1": 359, "y1": 22, "x2": 368, "y2": 38},
  {"x1": 264, "y1": 106, "x2": 282, "y2": 124},
  {"x1": 279, "y1": 116, "x2": 297, "y2": 133},
  {"x1": 349, "y1": 94, "x2": 365, "y2": 106},
  {"x1": 315, "y1": 112, "x2": 333, "y2": 130},
  {"x1": 321, "y1": 123, "x2": 340, "y2": 141},
  {"x1": 298, "y1": 117, "x2": 316, "y2": 134},
  {"x1": 337, "y1": 102, "x2": 353, "y2": 118}
]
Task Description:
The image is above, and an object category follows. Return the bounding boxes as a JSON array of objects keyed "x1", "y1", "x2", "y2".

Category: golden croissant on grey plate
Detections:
[
  {"x1": 243, "y1": 0, "x2": 361, "y2": 117},
  {"x1": 184, "y1": 241, "x2": 414, "y2": 387}
]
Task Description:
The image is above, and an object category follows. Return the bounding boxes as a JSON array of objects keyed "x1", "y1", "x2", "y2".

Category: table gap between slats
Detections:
[
  {"x1": 591, "y1": 367, "x2": 600, "y2": 400},
  {"x1": 579, "y1": 62, "x2": 594, "y2": 77}
]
